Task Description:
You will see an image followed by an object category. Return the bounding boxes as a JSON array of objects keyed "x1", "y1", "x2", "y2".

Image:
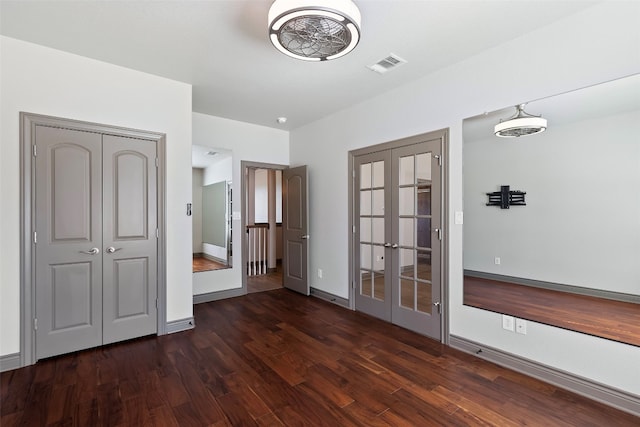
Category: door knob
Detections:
[
  {"x1": 384, "y1": 243, "x2": 392, "y2": 248},
  {"x1": 106, "y1": 247, "x2": 122, "y2": 254},
  {"x1": 80, "y1": 247, "x2": 100, "y2": 255},
  {"x1": 391, "y1": 243, "x2": 399, "y2": 249},
  {"x1": 301, "y1": 235, "x2": 309, "y2": 240}
]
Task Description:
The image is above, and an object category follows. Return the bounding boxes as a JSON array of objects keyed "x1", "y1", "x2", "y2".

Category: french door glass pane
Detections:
[
  {"x1": 360, "y1": 217, "x2": 371, "y2": 242},
  {"x1": 398, "y1": 187, "x2": 414, "y2": 215},
  {"x1": 416, "y1": 281, "x2": 432, "y2": 314},
  {"x1": 372, "y1": 189, "x2": 384, "y2": 215},
  {"x1": 400, "y1": 279, "x2": 415, "y2": 309},
  {"x1": 372, "y1": 161, "x2": 384, "y2": 187},
  {"x1": 417, "y1": 250, "x2": 432, "y2": 282},
  {"x1": 373, "y1": 245, "x2": 385, "y2": 271},
  {"x1": 399, "y1": 156, "x2": 414, "y2": 185},
  {"x1": 417, "y1": 187, "x2": 431, "y2": 215},
  {"x1": 360, "y1": 244, "x2": 371, "y2": 269},
  {"x1": 360, "y1": 271, "x2": 373, "y2": 297},
  {"x1": 399, "y1": 248, "x2": 414, "y2": 278},
  {"x1": 372, "y1": 218, "x2": 384, "y2": 244},
  {"x1": 360, "y1": 163, "x2": 371, "y2": 189},
  {"x1": 416, "y1": 153, "x2": 431, "y2": 182},
  {"x1": 360, "y1": 190, "x2": 371, "y2": 215},
  {"x1": 399, "y1": 218, "x2": 413, "y2": 247},
  {"x1": 373, "y1": 271, "x2": 385, "y2": 300},
  {"x1": 416, "y1": 217, "x2": 431, "y2": 248}
]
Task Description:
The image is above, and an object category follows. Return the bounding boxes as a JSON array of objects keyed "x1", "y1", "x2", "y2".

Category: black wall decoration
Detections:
[{"x1": 486, "y1": 185, "x2": 526, "y2": 209}]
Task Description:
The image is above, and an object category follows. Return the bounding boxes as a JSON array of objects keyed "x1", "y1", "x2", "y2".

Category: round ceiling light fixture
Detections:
[
  {"x1": 494, "y1": 104, "x2": 547, "y2": 138},
  {"x1": 268, "y1": 0, "x2": 361, "y2": 61}
]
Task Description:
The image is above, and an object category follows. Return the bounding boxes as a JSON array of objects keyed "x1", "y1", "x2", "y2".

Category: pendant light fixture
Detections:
[
  {"x1": 268, "y1": 0, "x2": 361, "y2": 61},
  {"x1": 494, "y1": 104, "x2": 547, "y2": 138}
]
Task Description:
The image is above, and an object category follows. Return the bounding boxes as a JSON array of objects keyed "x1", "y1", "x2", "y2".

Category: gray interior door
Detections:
[
  {"x1": 282, "y1": 165, "x2": 309, "y2": 295},
  {"x1": 390, "y1": 141, "x2": 442, "y2": 338},
  {"x1": 34, "y1": 126, "x2": 158, "y2": 360},
  {"x1": 354, "y1": 136, "x2": 443, "y2": 340},
  {"x1": 35, "y1": 126, "x2": 104, "y2": 359},
  {"x1": 102, "y1": 135, "x2": 158, "y2": 344},
  {"x1": 354, "y1": 151, "x2": 392, "y2": 321}
]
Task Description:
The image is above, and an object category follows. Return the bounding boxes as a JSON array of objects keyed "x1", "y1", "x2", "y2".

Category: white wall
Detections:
[
  {"x1": 192, "y1": 112, "x2": 289, "y2": 295},
  {"x1": 192, "y1": 168, "x2": 204, "y2": 253},
  {"x1": 289, "y1": 3, "x2": 640, "y2": 394},
  {"x1": 0, "y1": 36, "x2": 193, "y2": 356},
  {"x1": 254, "y1": 168, "x2": 269, "y2": 222},
  {"x1": 253, "y1": 169, "x2": 283, "y2": 223},
  {"x1": 465, "y1": 109, "x2": 640, "y2": 294},
  {"x1": 203, "y1": 155, "x2": 232, "y2": 186}
]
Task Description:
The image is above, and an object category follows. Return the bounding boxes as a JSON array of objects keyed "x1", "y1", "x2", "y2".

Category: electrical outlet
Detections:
[
  {"x1": 494, "y1": 257, "x2": 501, "y2": 265},
  {"x1": 317, "y1": 268, "x2": 323, "y2": 279},
  {"x1": 516, "y1": 318, "x2": 527, "y2": 335},
  {"x1": 502, "y1": 315, "x2": 515, "y2": 332}
]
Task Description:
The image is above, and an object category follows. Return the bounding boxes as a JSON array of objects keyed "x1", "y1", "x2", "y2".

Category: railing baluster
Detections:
[{"x1": 246, "y1": 224, "x2": 269, "y2": 277}]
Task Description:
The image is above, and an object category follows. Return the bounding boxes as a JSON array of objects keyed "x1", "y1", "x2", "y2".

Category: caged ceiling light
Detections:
[
  {"x1": 268, "y1": 0, "x2": 361, "y2": 61},
  {"x1": 494, "y1": 104, "x2": 547, "y2": 138}
]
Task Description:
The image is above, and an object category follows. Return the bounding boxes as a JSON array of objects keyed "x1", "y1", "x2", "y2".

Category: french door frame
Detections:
[
  {"x1": 348, "y1": 129, "x2": 450, "y2": 344},
  {"x1": 20, "y1": 112, "x2": 168, "y2": 367}
]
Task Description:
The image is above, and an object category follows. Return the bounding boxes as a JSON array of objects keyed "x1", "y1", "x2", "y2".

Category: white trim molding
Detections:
[
  {"x1": 0, "y1": 353, "x2": 22, "y2": 373},
  {"x1": 165, "y1": 317, "x2": 195, "y2": 334},
  {"x1": 310, "y1": 287, "x2": 349, "y2": 309}
]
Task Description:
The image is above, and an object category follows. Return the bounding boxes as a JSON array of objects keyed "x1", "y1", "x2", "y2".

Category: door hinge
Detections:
[
  {"x1": 352, "y1": 225, "x2": 356, "y2": 233},
  {"x1": 33, "y1": 318, "x2": 38, "y2": 330},
  {"x1": 155, "y1": 157, "x2": 159, "y2": 168},
  {"x1": 156, "y1": 228, "x2": 159, "y2": 238},
  {"x1": 434, "y1": 154, "x2": 442, "y2": 166},
  {"x1": 352, "y1": 169, "x2": 356, "y2": 179},
  {"x1": 156, "y1": 299, "x2": 159, "y2": 309},
  {"x1": 33, "y1": 231, "x2": 37, "y2": 244},
  {"x1": 32, "y1": 145, "x2": 37, "y2": 157}
]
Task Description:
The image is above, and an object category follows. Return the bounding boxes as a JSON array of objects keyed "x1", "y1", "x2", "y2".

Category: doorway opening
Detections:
[{"x1": 244, "y1": 165, "x2": 284, "y2": 293}]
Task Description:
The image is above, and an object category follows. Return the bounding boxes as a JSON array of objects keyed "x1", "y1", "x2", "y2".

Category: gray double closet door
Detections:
[{"x1": 34, "y1": 125, "x2": 158, "y2": 360}]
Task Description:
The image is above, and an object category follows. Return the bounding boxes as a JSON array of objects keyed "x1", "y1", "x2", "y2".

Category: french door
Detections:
[{"x1": 354, "y1": 133, "x2": 443, "y2": 339}]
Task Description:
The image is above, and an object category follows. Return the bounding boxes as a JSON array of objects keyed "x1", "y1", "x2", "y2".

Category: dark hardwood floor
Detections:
[
  {"x1": 193, "y1": 255, "x2": 229, "y2": 273},
  {"x1": 2, "y1": 289, "x2": 638, "y2": 426},
  {"x1": 464, "y1": 275, "x2": 640, "y2": 347},
  {"x1": 247, "y1": 263, "x2": 283, "y2": 294}
]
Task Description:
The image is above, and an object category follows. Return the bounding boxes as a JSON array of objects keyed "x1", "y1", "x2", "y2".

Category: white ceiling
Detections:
[
  {"x1": 0, "y1": 0, "x2": 597, "y2": 130},
  {"x1": 192, "y1": 145, "x2": 232, "y2": 169}
]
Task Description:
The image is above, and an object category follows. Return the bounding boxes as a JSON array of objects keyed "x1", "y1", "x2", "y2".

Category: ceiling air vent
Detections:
[{"x1": 368, "y1": 54, "x2": 407, "y2": 74}]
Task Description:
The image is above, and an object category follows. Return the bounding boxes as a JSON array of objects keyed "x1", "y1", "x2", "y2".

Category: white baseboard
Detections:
[
  {"x1": 193, "y1": 287, "x2": 245, "y2": 304},
  {"x1": 166, "y1": 317, "x2": 195, "y2": 334},
  {"x1": 449, "y1": 335, "x2": 640, "y2": 417},
  {"x1": 0, "y1": 352, "x2": 21, "y2": 372},
  {"x1": 310, "y1": 287, "x2": 350, "y2": 308}
]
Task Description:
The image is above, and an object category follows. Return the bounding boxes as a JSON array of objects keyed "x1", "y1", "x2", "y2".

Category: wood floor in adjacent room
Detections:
[{"x1": 1, "y1": 289, "x2": 637, "y2": 426}]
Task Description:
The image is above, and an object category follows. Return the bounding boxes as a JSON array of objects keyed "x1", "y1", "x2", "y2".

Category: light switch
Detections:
[{"x1": 454, "y1": 211, "x2": 464, "y2": 225}]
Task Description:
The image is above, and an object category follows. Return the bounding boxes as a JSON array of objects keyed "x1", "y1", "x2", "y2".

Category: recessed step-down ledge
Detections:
[{"x1": 449, "y1": 335, "x2": 640, "y2": 417}]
